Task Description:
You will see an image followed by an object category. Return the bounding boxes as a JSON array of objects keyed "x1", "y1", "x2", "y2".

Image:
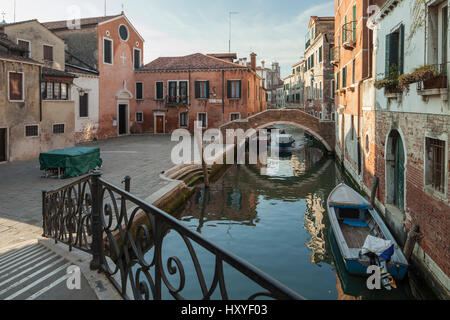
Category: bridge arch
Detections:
[{"x1": 220, "y1": 109, "x2": 335, "y2": 152}]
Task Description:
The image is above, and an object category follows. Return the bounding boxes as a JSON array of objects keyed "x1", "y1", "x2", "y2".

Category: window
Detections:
[
  {"x1": 25, "y1": 125, "x2": 39, "y2": 137},
  {"x1": 156, "y1": 82, "x2": 164, "y2": 100},
  {"x1": 425, "y1": 138, "x2": 446, "y2": 193},
  {"x1": 352, "y1": 5, "x2": 357, "y2": 42},
  {"x1": 385, "y1": 24, "x2": 405, "y2": 76},
  {"x1": 136, "y1": 112, "x2": 143, "y2": 123},
  {"x1": 42, "y1": 82, "x2": 70, "y2": 100},
  {"x1": 53, "y1": 124, "x2": 65, "y2": 134},
  {"x1": 168, "y1": 81, "x2": 188, "y2": 103},
  {"x1": 43, "y1": 45, "x2": 53, "y2": 61},
  {"x1": 179, "y1": 81, "x2": 188, "y2": 103},
  {"x1": 198, "y1": 113, "x2": 207, "y2": 128},
  {"x1": 319, "y1": 81, "x2": 323, "y2": 99},
  {"x1": 79, "y1": 93, "x2": 89, "y2": 118},
  {"x1": 17, "y1": 39, "x2": 30, "y2": 58},
  {"x1": 136, "y1": 82, "x2": 143, "y2": 100},
  {"x1": 441, "y1": 5, "x2": 448, "y2": 66},
  {"x1": 195, "y1": 81, "x2": 210, "y2": 99},
  {"x1": 168, "y1": 81, "x2": 177, "y2": 103},
  {"x1": 9, "y1": 72, "x2": 23, "y2": 101},
  {"x1": 119, "y1": 24, "x2": 129, "y2": 41},
  {"x1": 103, "y1": 38, "x2": 113, "y2": 64},
  {"x1": 352, "y1": 59, "x2": 356, "y2": 84},
  {"x1": 336, "y1": 72, "x2": 340, "y2": 90},
  {"x1": 331, "y1": 80, "x2": 335, "y2": 98},
  {"x1": 342, "y1": 66, "x2": 347, "y2": 88},
  {"x1": 230, "y1": 113, "x2": 240, "y2": 121},
  {"x1": 311, "y1": 53, "x2": 315, "y2": 68},
  {"x1": 227, "y1": 80, "x2": 241, "y2": 99},
  {"x1": 319, "y1": 46, "x2": 323, "y2": 63},
  {"x1": 180, "y1": 112, "x2": 188, "y2": 127},
  {"x1": 134, "y1": 49, "x2": 141, "y2": 70}
]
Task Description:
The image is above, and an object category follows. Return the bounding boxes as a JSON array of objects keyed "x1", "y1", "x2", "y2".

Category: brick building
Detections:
[
  {"x1": 134, "y1": 52, "x2": 266, "y2": 133},
  {"x1": 303, "y1": 16, "x2": 335, "y2": 120},
  {"x1": 370, "y1": 0, "x2": 449, "y2": 298},
  {"x1": 0, "y1": 20, "x2": 76, "y2": 162},
  {"x1": 43, "y1": 13, "x2": 144, "y2": 139}
]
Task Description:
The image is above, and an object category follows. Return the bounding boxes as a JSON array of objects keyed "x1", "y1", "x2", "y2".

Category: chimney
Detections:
[
  {"x1": 261, "y1": 60, "x2": 265, "y2": 69},
  {"x1": 250, "y1": 52, "x2": 256, "y2": 71}
]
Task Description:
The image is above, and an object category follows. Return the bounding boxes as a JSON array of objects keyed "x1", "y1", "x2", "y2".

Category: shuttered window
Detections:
[
  {"x1": 43, "y1": 45, "x2": 53, "y2": 61},
  {"x1": 179, "y1": 81, "x2": 188, "y2": 103},
  {"x1": 227, "y1": 80, "x2": 241, "y2": 99},
  {"x1": 156, "y1": 82, "x2": 164, "y2": 100},
  {"x1": 385, "y1": 24, "x2": 404, "y2": 76},
  {"x1": 104, "y1": 38, "x2": 113, "y2": 64},
  {"x1": 195, "y1": 81, "x2": 209, "y2": 99},
  {"x1": 168, "y1": 81, "x2": 177, "y2": 102},
  {"x1": 352, "y1": 5, "x2": 357, "y2": 42},
  {"x1": 79, "y1": 93, "x2": 89, "y2": 117},
  {"x1": 319, "y1": 46, "x2": 323, "y2": 63},
  {"x1": 136, "y1": 112, "x2": 143, "y2": 123},
  {"x1": 198, "y1": 113, "x2": 207, "y2": 128},
  {"x1": 18, "y1": 40, "x2": 30, "y2": 57},
  {"x1": 9, "y1": 72, "x2": 23, "y2": 101},
  {"x1": 342, "y1": 67, "x2": 347, "y2": 88},
  {"x1": 136, "y1": 82, "x2": 143, "y2": 100}
]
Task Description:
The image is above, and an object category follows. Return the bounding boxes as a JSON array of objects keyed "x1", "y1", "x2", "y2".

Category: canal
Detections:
[{"x1": 157, "y1": 125, "x2": 415, "y2": 300}]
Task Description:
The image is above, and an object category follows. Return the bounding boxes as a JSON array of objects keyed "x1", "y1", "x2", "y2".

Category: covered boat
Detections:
[
  {"x1": 40, "y1": 147, "x2": 102, "y2": 179},
  {"x1": 327, "y1": 183, "x2": 408, "y2": 280}
]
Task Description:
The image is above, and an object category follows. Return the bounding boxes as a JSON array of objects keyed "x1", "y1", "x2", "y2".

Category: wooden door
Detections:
[
  {"x1": 0, "y1": 128, "x2": 6, "y2": 162},
  {"x1": 118, "y1": 104, "x2": 127, "y2": 135},
  {"x1": 156, "y1": 116, "x2": 164, "y2": 133},
  {"x1": 394, "y1": 135, "x2": 405, "y2": 211}
]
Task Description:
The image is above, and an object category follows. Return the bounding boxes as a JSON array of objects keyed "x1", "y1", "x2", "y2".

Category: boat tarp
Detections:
[
  {"x1": 329, "y1": 184, "x2": 372, "y2": 210},
  {"x1": 39, "y1": 147, "x2": 102, "y2": 178},
  {"x1": 361, "y1": 235, "x2": 394, "y2": 257}
]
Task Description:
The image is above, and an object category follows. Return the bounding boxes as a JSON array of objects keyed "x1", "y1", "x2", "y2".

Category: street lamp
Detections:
[{"x1": 229, "y1": 11, "x2": 238, "y2": 53}]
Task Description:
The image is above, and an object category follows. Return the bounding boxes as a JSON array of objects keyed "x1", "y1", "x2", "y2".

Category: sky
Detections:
[{"x1": 1, "y1": 0, "x2": 334, "y2": 78}]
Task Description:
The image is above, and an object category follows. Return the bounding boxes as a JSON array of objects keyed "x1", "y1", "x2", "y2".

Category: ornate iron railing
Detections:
[{"x1": 42, "y1": 172, "x2": 305, "y2": 300}]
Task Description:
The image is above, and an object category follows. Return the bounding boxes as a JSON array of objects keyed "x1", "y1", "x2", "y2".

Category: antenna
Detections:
[
  {"x1": 121, "y1": 3, "x2": 124, "y2": 14},
  {"x1": 14, "y1": 0, "x2": 16, "y2": 22},
  {"x1": 228, "y1": 11, "x2": 238, "y2": 53},
  {"x1": 1, "y1": 11, "x2": 6, "y2": 24},
  {"x1": 104, "y1": 0, "x2": 106, "y2": 16}
]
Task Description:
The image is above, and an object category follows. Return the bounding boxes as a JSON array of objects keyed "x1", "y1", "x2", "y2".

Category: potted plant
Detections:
[
  {"x1": 375, "y1": 65, "x2": 400, "y2": 94},
  {"x1": 398, "y1": 65, "x2": 444, "y2": 92}
]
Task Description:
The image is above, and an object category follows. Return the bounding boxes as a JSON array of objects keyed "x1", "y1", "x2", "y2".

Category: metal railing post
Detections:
[
  {"x1": 90, "y1": 171, "x2": 104, "y2": 271},
  {"x1": 123, "y1": 176, "x2": 131, "y2": 192},
  {"x1": 42, "y1": 190, "x2": 47, "y2": 237}
]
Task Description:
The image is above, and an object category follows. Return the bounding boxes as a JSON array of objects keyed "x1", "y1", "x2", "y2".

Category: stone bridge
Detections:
[{"x1": 220, "y1": 109, "x2": 336, "y2": 152}]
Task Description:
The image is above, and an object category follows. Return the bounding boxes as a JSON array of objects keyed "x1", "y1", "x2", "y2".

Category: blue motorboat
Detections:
[{"x1": 327, "y1": 183, "x2": 408, "y2": 282}]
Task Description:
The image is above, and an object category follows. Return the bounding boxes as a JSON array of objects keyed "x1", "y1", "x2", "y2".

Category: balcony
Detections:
[
  {"x1": 342, "y1": 21, "x2": 356, "y2": 50},
  {"x1": 165, "y1": 95, "x2": 188, "y2": 107},
  {"x1": 330, "y1": 46, "x2": 340, "y2": 66}
]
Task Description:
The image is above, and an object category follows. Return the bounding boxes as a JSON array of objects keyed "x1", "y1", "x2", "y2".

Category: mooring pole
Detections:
[
  {"x1": 403, "y1": 224, "x2": 421, "y2": 261},
  {"x1": 202, "y1": 145, "x2": 210, "y2": 188},
  {"x1": 370, "y1": 175, "x2": 379, "y2": 206}
]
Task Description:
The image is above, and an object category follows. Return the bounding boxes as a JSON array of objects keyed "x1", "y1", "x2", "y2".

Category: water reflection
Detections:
[{"x1": 172, "y1": 125, "x2": 412, "y2": 300}]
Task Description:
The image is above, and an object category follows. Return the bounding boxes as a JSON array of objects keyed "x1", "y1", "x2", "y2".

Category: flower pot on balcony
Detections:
[
  {"x1": 384, "y1": 87, "x2": 401, "y2": 95},
  {"x1": 423, "y1": 75, "x2": 448, "y2": 90}
]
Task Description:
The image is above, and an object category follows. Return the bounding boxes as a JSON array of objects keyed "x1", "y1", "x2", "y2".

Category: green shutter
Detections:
[
  {"x1": 238, "y1": 80, "x2": 242, "y2": 98},
  {"x1": 206, "y1": 81, "x2": 210, "y2": 98},
  {"x1": 227, "y1": 80, "x2": 232, "y2": 98},
  {"x1": 353, "y1": 5, "x2": 356, "y2": 42},
  {"x1": 195, "y1": 81, "x2": 200, "y2": 98},
  {"x1": 399, "y1": 24, "x2": 405, "y2": 75},
  {"x1": 390, "y1": 32, "x2": 399, "y2": 74},
  {"x1": 385, "y1": 34, "x2": 391, "y2": 77}
]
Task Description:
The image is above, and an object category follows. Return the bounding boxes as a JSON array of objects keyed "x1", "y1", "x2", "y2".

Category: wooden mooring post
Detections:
[
  {"x1": 403, "y1": 224, "x2": 421, "y2": 261},
  {"x1": 370, "y1": 175, "x2": 379, "y2": 206}
]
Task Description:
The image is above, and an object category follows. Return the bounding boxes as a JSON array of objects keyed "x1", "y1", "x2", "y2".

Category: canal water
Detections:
[{"x1": 158, "y1": 125, "x2": 414, "y2": 300}]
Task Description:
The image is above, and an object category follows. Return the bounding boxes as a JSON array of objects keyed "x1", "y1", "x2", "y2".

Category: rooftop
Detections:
[
  {"x1": 139, "y1": 53, "x2": 249, "y2": 72},
  {"x1": 42, "y1": 15, "x2": 122, "y2": 30}
]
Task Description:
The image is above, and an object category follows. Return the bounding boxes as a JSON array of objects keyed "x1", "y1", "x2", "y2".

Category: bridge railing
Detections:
[{"x1": 42, "y1": 172, "x2": 305, "y2": 300}]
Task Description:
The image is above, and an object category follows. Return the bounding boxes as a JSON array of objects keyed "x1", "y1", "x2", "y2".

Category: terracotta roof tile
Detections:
[
  {"x1": 140, "y1": 53, "x2": 248, "y2": 72},
  {"x1": 0, "y1": 52, "x2": 42, "y2": 65},
  {"x1": 42, "y1": 15, "x2": 121, "y2": 30},
  {"x1": 0, "y1": 33, "x2": 27, "y2": 52},
  {"x1": 42, "y1": 67, "x2": 76, "y2": 78}
]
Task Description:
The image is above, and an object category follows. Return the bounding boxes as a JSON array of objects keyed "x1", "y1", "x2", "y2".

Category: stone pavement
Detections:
[{"x1": 0, "y1": 134, "x2": 178, "y2": 250}]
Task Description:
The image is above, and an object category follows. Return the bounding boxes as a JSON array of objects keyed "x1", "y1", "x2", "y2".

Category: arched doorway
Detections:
[{"x1": 385, "y1": 130, "x2": 405, "y2": 212}]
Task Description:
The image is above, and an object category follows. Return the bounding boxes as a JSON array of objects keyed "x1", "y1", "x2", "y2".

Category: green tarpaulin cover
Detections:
[{"x1": 39, "y1": 147, "x2": 102, "y2": 178}]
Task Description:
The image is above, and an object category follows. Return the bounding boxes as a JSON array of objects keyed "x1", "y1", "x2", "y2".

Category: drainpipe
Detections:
[
  {"x1": 39, "y1": 66, "x2": 42, "y2": 121},
  {"x1": 222, "y1": 69, "x2": 225, "y2": 116}
]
